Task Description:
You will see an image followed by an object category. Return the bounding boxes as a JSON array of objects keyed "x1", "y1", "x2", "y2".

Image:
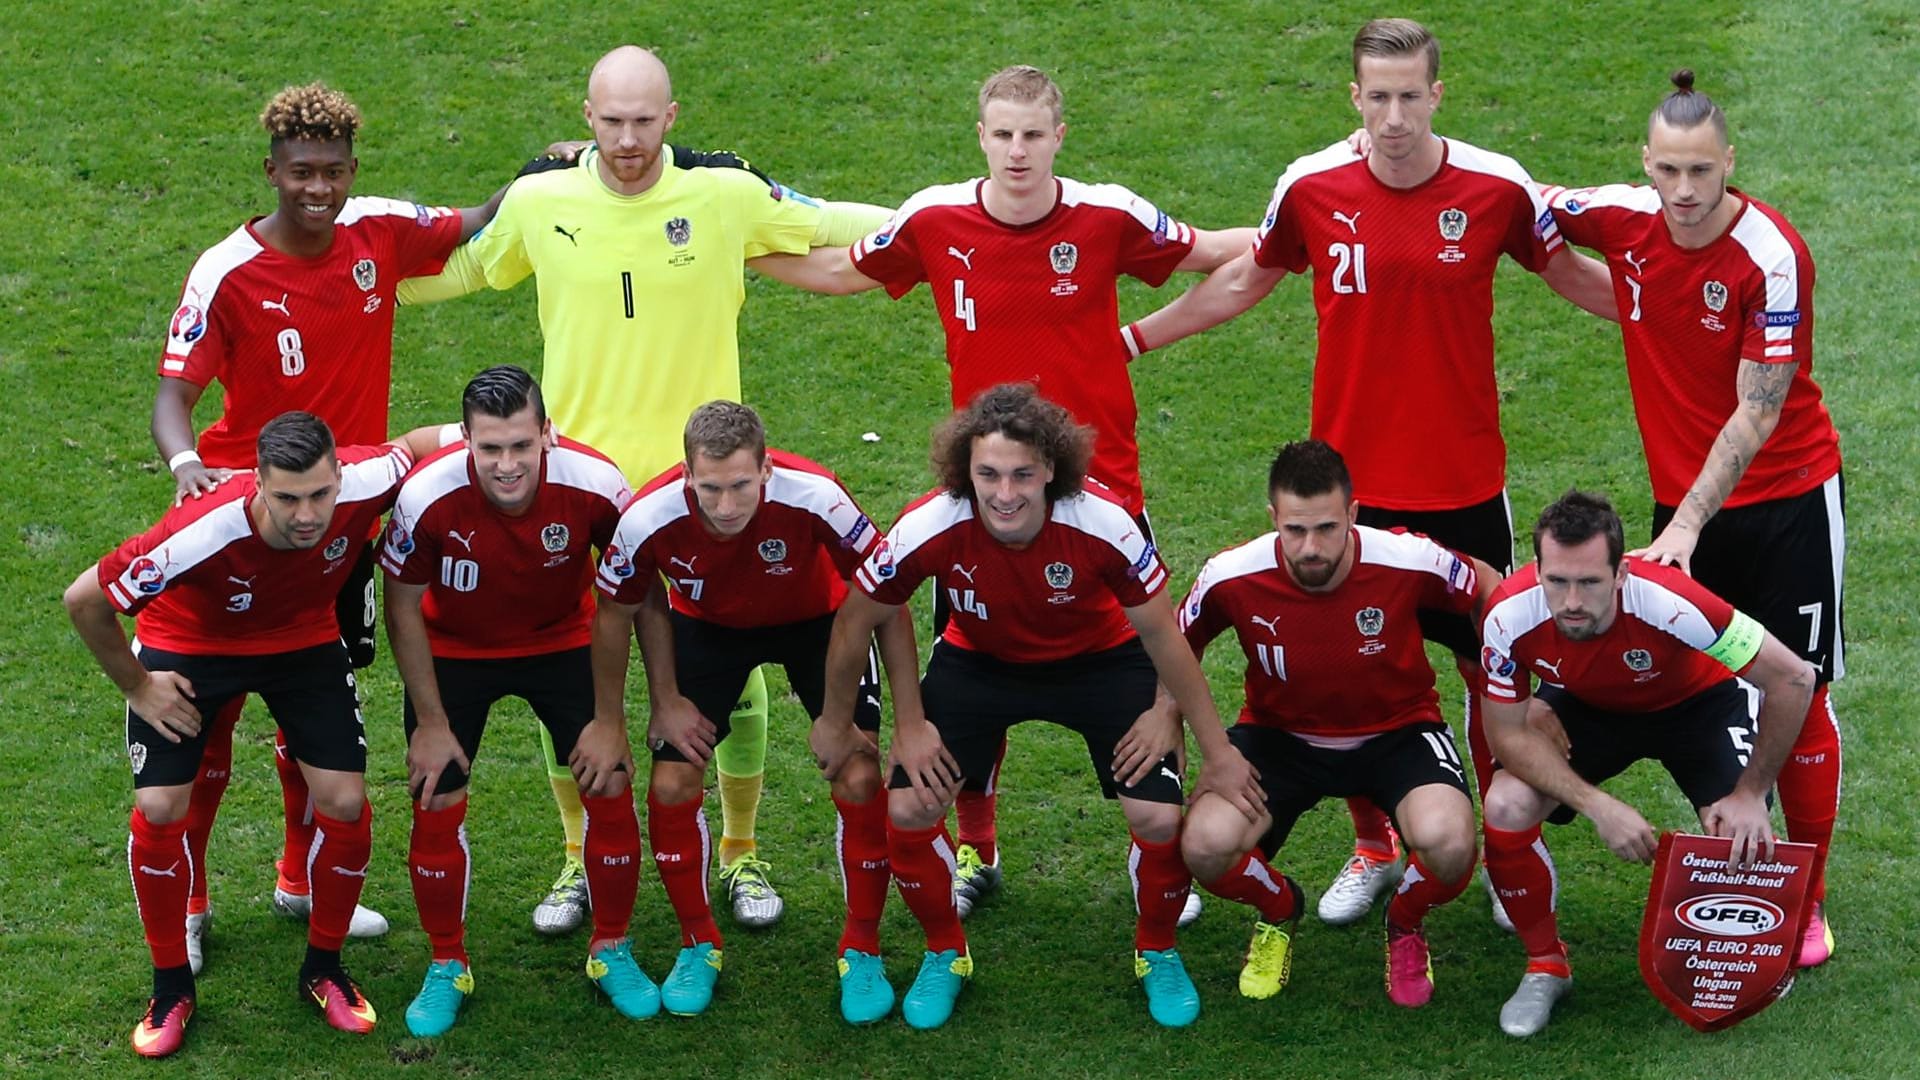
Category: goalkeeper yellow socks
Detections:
[
  {"x1": 540, "y1": 724, "x2": 585, "y2": 863},
  {"x1": 714, "y1": 666, "x2": 770, "y2": 865}
]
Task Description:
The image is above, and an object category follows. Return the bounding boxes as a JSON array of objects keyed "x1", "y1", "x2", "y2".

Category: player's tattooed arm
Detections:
[{"x1": 1637, "y1": 359, "x2": 1795, "y2": 573}]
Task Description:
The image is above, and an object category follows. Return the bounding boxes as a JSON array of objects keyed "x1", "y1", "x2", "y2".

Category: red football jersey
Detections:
[
  {"x1": 159, "y1": 198, "x2": 463, "y2": 467},
  {"x1": 1480, "y1": 560, "x2": 1759, "y2": 713},
  {"x1": 1252, "y1": 139, "x2": 1560, "y2": 510},
  {"x1": 855, "y1": 481, "x2": 1167, "y2": 663},
  {"x1": 1545, "y1": 184, "x2": 1839, "y2": 507},
  {"x1": 595, "y1": 450, "x2": 879, "y2": 629},
  {"x1": 850, "y1": 178, "x2": 1198, "y2": 513},
  {"x1": 1179, "y1": 526, "x2": 1478, "y2": 737},
  {"x1": 380, "y1": 438, "x2": 629, "y2": 659},
  {"x1": 99, "y1": 444, "x2": 413, "y2": 655}
]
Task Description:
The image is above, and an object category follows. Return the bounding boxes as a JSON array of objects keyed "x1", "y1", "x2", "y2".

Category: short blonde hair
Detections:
[
  {"x1": 260, "y1": 82, "x2": 362, "y2": 146},
  {"x1": 978, "y1": 65, "x2": 1063, "y2": 126},
  {"x1": 1352, "y1": 19, "x2": 1440, "y2": 83},
  {"x1": 683, "y1": 400, "x2": 766, "y2": 464}
]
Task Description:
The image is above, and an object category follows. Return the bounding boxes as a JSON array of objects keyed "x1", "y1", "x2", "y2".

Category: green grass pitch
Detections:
[{"x1": 1, "y1": 1, "x2": 1916, "y2": 1076}]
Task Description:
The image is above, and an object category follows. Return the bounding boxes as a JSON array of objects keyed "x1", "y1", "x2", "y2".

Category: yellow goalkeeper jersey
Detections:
[{"x1": 453, "y1": 147, "x2": 821, "y2": 482}]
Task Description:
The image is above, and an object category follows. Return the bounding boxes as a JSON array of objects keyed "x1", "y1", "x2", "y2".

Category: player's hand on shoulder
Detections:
[
  {"x1": 1347, "y1": 126, "x2": 1372, "y2": 158},
  {"x1": 519, "y1": 141, "x2": 591, "y2": 177},
  {"x1": 1588, "y1": 794, "x2": 1657, "y2": 864},
  {"x1": 407, "y1": 722, "x2": 470, "y2": 809},
  {"x1": 647, "y1": 693, "x2": 718, "y2": 768},
  {"x1": 129, "y1": 672, "x2": 199, "y2": 742},
  {"x1": 1195, "y1": 744, "x2": 1265, "y2": 824},
  {"x1": 1628, "y1": 524, "x2": 1698, "y2": 575},
  {"x1": 1703, "y1": 791, "x2": 1775, "y2": 869},
  {"x1": 172, "y1": 463, "x2": 234, "y2": 506},
  {"x1": 885, "y1": 717, "x2": 960, "y2": 814},
  {"x1": 1113, "y1": 704, "x2": 1182, "y2": 788},
  {"x1": 569, "y1": 716, "x2": 633, "y2": 797}
]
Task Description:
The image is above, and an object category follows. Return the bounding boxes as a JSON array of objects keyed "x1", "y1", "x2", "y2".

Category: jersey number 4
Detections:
[{"x1": 952, "y1": 280, "x2": 977, "y2": 331}]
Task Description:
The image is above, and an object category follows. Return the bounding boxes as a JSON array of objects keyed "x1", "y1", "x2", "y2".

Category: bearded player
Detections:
[
  {"x1": 1477, "y1": 491, "x2": 1813, "y2": 1036},
  {"x1": 1127, "y1": 19, "x2": 1615, "y2": 929},
  {"x1": 1178, "y1": 441, "x2": 1493, "y2": 1007}
]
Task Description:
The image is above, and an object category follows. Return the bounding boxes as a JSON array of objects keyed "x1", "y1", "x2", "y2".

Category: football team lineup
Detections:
[{"x1": 49, "y1": 13, "x2": 1857, "y2": 1066}]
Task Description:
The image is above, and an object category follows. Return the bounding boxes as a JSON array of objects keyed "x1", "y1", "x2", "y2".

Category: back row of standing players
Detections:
[{"x1": 76, "y1": 17, "x2": 1844, "y2": 1058}]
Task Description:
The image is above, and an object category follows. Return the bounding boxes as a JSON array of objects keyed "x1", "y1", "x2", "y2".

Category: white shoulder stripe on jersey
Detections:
[
  {"x1": 853, "y1": 181, "x2": 981, "y2": 259},
  {"x1": 108, "y1": 500, "x2": 255, "y2": 611},
  {"x1": 1257, "y1": 140, "x2": 1361, "y2": 246},
  {"x1": 1058, "y1": 178, "x2": 1195, "y2": 244},
  {"x1": 1050, "y1": 492, "x2": 1165, "y2": 593},
  {"x1": 1443, "y1": 138, "x2": 1559, "y2": 248},
  {"x1": 766, "y1": 465, "x2": 867, "y2": 540},
  {"x1": 336, "y1": 195, "x2": 446, "y2": 227},
  {"x1": 339, "y1": 446, "x2": 413, "y2": 504},
  {"x1": 1178, "y1": 534, "x2": 1279, "y2": 633},
  {"x1": 165, "y1": 225, "x2": 267, "y2": 358},
  {"x1": 546, "y1": 445, "x2": 633, "y2": 506},
  {"x1": 1548, "y1": 182, "x2": 1662, "y2": 216},
  {"x1": 1356, "y1": 525, "x2": 1468, "y2": 582},
  {"x1": 1481, "y1": 585, "x2": 1554, "y2": 700},
  {"x1": 1619, "y1": 573, "x2": 1721, "y2": 650},
  {"x1": 1728, "y1": 206, "x2": 1804, "y2": 342}
]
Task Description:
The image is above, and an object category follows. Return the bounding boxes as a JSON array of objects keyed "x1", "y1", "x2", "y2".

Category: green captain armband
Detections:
[{"x1": 1704, "y1": 609, "x2": 1765, "y2": 672}]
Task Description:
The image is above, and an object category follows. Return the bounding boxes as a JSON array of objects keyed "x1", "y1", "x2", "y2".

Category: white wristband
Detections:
[{"x1": 168, "y1": 449, "x2": 203, "y2": 472}]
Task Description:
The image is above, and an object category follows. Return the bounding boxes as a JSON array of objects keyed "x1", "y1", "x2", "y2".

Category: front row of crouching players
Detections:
[
  {"x1": 815, "y1": 383, "x2": 1266, "y2": 1029},
  {"x1": 591, "y1": 400, "x2": 901, "y2": 1022},
  {"x1": 1175, "y1": 440, "x2": 1494, "y2": 1008}
]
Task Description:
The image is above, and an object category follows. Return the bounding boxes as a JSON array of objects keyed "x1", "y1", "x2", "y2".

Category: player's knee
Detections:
[
  {"x1": 831, "y1": 756, "x2": 882, "y2": 804},
  {"x1": 1122, "y1": 798, "x2": 1181, "y2": 846},
  {"x1": 1415, "y1": 821, "x2": 1478, "y2": 883},
  {"x1": 1180, "y1": 797, "x2": 1254, "y2": 879},
  {"x1": 134, "y1": 785, "x2": 192, "y2": 825},
  {"x1": 312, "y1": 784, "x2": 366, "y2": 823},
  {"x1": 648, "y1": 761, "x2": 703, "y2": 805},
  {"x1": 888, "y1": 791, "x2": 943, "y2": 831},
  {"x1": 1482, "y1": 774, "x2": 1547, "y2": 832}
]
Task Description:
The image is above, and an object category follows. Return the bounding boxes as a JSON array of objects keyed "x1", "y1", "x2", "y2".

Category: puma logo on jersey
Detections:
[
  {"x1": 447, "y1": 529, "x2": 477, "y2": 551},
  {"x1": 1332, "y1": 210, "x2": 1362, "y2": 234},
  {"x1": 1624, "y1": 250, "x2": 1647, "y2": 274},
  {"x1": 669, "y1": 555, "x2": 699, "y2": 574},
  {"x1": 331, "y1": 864, "x2": 369, "y2": 878},
  {"x1": 227, "y1": 575, "x2": 256, "y2": 587},
  {"x1": 554, "y1": 224, "x2": 581, "y2": 245},
  {"x1": 951, "y1": 563, "x2": 978, "y2": 583},
  {"x1": 261, "y1": 293, "x2": 292, "y2": 317},
  {"x1": 137, "y1": 862, "x2": 181, "y2": 878},
  {"x1": 947, "y1": 246, "x2": 976, "y2": 270},
  {"x1": 1534, "y1": 657, "x2": 1564, "y2": 679},
  {"x1": 1250, "y1": 614, "x2": 1282, "y2": 636}
]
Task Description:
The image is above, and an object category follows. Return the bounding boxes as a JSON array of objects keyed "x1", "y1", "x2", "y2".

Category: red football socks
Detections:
[
  {"x1": 1202, "y1": 850, "x2": 1300, "y2": 925},
  {"x1": 275, "y1": 727, "x2": 316, "y2": 892},
  {"x1": 647, "y1": 790, "x2": 721, "y2": 948},
  {"x1": 129, "y1": 807, "x2": 192, "y2": 970},
  {"x1": 834, "y1": 791, "x2": 890, "y2": 955},
  {"x1": 1484, "y1": 824, "x2": 1565, "y2": 963},
  {"x1": 1346, "y1": 799, "x2": 1399, "y2": 860},
  {"x1": 184, "y1": 698, "x2": 242, "y2": 911},
  {"x1": 888, "y1": 820, "x2": 967, "y2": 954},
  {"x1": 305, "y1": 801, "x2": 373, "y2": 951},
  {"x1": 1777, "y1": 684, "x2": 1841, "y2": 902},
  {"x1": 582, "y1": 788, "x2": 642, "y2": 946},
  {"x1": 408, "y1": 800, "x2": 470, "y2": 964},
  {"x1": 953, "y1": 737, "x2": 1006, "y2": 864},
  {"x1": 1129, "y1": 831, "x2": 1191, "y2": 953},
  {"x1": 1386, "y1": 851, "x2": 1472, "y2": 929}
]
